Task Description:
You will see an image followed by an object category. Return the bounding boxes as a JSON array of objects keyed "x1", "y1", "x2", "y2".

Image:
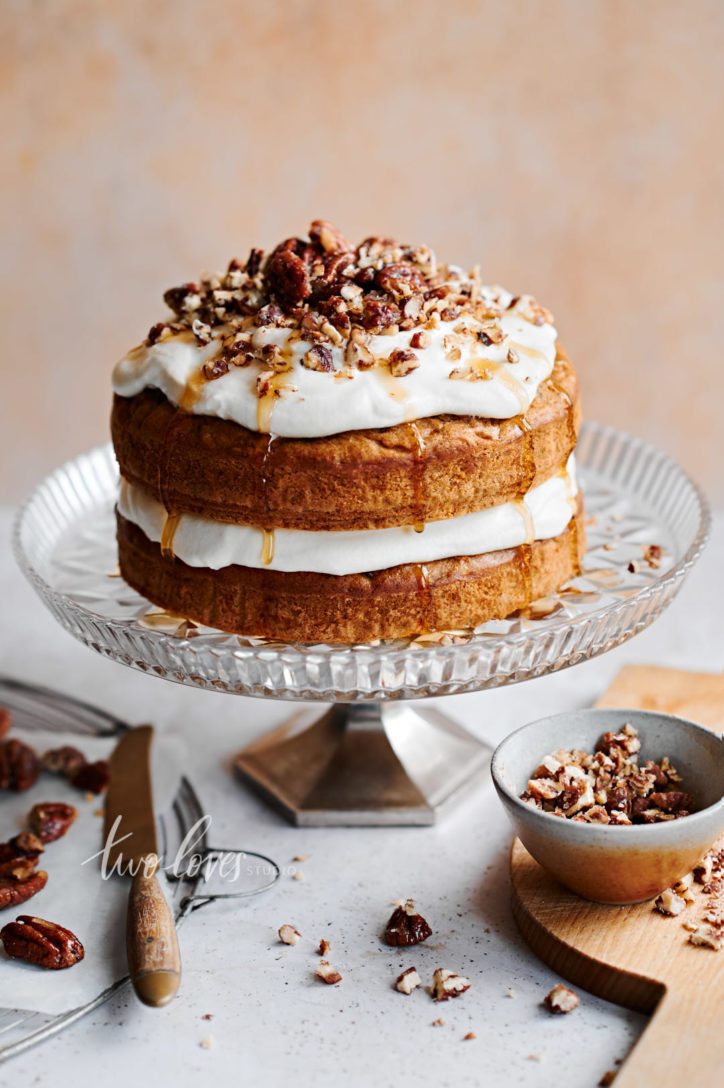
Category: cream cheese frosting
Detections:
[
  {"x1": 118, "y1": 456, "x2": 577, "y2": 577},
  {"x1": 112, "y1": 294, "x2": 557, "y2": 439}
]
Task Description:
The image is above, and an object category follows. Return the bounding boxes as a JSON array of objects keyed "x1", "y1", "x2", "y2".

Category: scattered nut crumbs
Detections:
[
  {"x1": 543, "y1": 984, "x2": 579, "y2": 1014},
  {"x1": 292, "y1": 871, "x2": 305, "y2": 881},
  {"x1": 199, "y1": 1035, "x2": 215, "y2": 1049},
  {"x1": 599, "y1": 1072, "x2": 618, "y2": 1087},
  {"x1": 394, "y1": 967, "x2": 421, "y2": 995},
  {"x1": 463, "y1": 1032, "x2": 476, "y2": 1041},
  {"x1": 384, "y1": 899, "x2": 432, "y2": 946},
  {"x1": 520, "y1": 722, "x2": 694, "y2": 824},
  {"x1": 316, "y1": 960, "x2": 342, "y2": 985},
  {"x1": 292, "y1": 854, "x2": 309, "y2": 862},
  {"x1": 431, "y1": 968, "x2": 471, "y2": 1001},
  {"x1": 278, "y1": 924, "x2": 302, "y2": 946},
  {"x1": 432, "y1": 1018, "x2": 445, "y2": 1027},
  {"x1": 202, "y1": 1013, "x2": 213, "y2": 1021},
  {"x1": 655, "y1": 889, "x2": 687, "y2": 916},
  {"x1": 317, "y1": 938, "x2": 331, "y2": 956}
]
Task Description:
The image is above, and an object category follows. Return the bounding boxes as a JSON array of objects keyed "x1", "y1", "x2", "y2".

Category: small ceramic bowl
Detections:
[{"x1": 491, "y1": 708, "x2": 724, "y2": 904}]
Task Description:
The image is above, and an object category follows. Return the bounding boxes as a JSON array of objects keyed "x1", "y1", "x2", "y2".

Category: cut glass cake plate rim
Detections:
[{"x1": 13, "y1": 422, "x2": 710, "y2": 701}]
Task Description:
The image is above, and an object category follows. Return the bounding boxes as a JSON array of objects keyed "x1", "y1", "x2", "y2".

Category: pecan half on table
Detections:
[
  {"x1": 1, "y1": 915, "x2": 84, "y2": 969},
  {"x1": 0, "y1": 739, "x2": 40, "y2": 791},
  {"x1": 28, "y1": 802, "x2": 78, "y2": 843},
  {"x1": 0, "y1": 869, "x2": 48, "y2": 910},
  {"x1": 384, "y1": 899, "x2": 433, "y2": 946}
]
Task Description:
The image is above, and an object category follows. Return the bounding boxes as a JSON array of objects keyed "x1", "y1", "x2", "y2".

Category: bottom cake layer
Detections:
[{"x1": 117, "y1": 501, "x2": 585, "y2": 644}]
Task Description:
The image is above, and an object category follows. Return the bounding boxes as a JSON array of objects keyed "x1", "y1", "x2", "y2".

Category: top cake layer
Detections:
[{"x1": 112, "y1": 221, "x2": 558, "y2": 439}]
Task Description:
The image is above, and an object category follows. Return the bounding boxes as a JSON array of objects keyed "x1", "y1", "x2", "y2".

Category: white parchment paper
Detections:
[{"x1": 1, "y1": 728, "x2": 184, "y2": 1015}]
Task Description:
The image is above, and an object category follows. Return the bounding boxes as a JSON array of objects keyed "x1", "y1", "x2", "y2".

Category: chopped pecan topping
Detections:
[
  {"x1": 388, "y1": 348, "x2": 419, "y2": 377},
  {"x1": 302, "y1": 344, "x2": 335, "y2": 372},
  {"x1": 384, "y1": 899, "x2": 432, "y2": 946},
  {"x1": 0, "y1": 915, "x2": 84, "y2": 969},
  {"x1": 0, "y1": 739, "x2": 40, "y2": 791},
  {"x1": 28, "y1": 802, "x2": 78, "y2": 844}
]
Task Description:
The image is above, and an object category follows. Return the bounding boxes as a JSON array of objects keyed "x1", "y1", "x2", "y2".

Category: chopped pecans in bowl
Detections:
[{"x1": 520, "y1": 723, "x2": 695, "y2": 825}]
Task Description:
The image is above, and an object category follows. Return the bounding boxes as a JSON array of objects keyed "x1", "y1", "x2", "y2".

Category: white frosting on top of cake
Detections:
[{"x1": 118, "y1": 457, "x2": 577, "y2": 577}]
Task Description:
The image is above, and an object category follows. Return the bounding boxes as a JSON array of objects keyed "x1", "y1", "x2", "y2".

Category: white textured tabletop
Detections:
[{"x1": 1, "y1": 506, "x2": 722, "y2": 1088}]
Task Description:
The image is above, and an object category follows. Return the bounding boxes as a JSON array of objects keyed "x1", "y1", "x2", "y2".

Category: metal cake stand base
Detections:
[{"x1": 233, "y1": 702, "x2": 491, "y2": 826}]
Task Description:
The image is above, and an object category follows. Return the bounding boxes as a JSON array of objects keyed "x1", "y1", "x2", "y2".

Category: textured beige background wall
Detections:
[{"x1": 2, "y1": 0, "x2": 722, "y2": 504}]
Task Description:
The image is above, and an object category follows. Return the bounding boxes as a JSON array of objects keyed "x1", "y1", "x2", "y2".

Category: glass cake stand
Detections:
[{"x1": 14, "y1": 423, "x2": 709, "y2": 826}]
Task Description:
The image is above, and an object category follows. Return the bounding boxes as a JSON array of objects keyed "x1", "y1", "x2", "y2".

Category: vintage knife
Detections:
[{"x1": 104, "y1": 725, "x2": 181, "y2": 1007}]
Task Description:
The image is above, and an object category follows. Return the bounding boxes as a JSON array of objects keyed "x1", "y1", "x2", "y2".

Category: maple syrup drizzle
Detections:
[
  {"x1": 261, "y1": 529, "x2": 275, "y2": 566},
  {"x1": 178, "y1": 365, "x2": 207, "y2": 411},
  {"x1": 407, "y1": 421, "x2": 427, "y2": 533},
  {"x1": 469, "y1": 358, "x2": 527, "y2": 412},
  {"x1": 257, "y1": 370, "x2": 293, "y2": 433},
  {"x1": 160, "y1": 512, "x2": 181, "y2": 559},
  {"x1": 512, "y1": 499, "x2": 535, "y2": 546},
  {"x1": 376, "y1": 362, "x2": 409, "y2": 402},
  {"x1": 412, "y1": 562, "x2": 433, "y2": 633},
  {"x1": 514, "y1": 414, "x2": 535, "y2": 494}
]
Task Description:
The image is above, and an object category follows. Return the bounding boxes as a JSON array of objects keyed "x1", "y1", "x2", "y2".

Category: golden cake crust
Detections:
[
  {"x1": 116, "y1": 500, "x2": 585, "y2": 644},
  {"x1": 111, "y1": 350, "x2": 580, "y2": 532}
]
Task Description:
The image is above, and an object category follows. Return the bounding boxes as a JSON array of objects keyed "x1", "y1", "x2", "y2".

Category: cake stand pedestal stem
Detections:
[{"x1": 232, "y1": 701, "x2": 491, "y2": 827}]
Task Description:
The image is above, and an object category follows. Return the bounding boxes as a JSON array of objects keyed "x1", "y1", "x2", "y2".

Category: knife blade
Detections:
[{"x1": 104, "y1": 725, "x2": 181, "y2": 1007}]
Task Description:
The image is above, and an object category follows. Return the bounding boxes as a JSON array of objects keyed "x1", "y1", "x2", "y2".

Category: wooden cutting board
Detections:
[{"x1": 510, "y1": 665, "x2": 724, "y2": 1088}]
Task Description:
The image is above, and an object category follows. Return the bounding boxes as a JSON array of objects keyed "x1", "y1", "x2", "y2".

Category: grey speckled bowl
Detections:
[{"x1": 491, "y1": 708, "x2": 724, "y2": 904}]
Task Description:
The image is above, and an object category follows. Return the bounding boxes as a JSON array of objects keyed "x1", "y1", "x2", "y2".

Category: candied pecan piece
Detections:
[
  {"x1": 0, "y1": 858, "x2": 37, "y2": 881},
  {"x1": 0, "y1": 833, "x2": 44, "y2": 876},
  {"x1": 302, "y1": 344, "x2": 335, "y2": 373},
  {"x1": 309, "y1": 219, "x2": 353, "y2": 254},
  {"x1": 388, "y1": 348, "x2": 419, "y2": 377},
  {"x1": 245, "y1": 247, "x2": 265, "y2": 278},
  {"x1": 362, "y1": 296, "x2": 401, "y2": 332},
  {"x1": 70, "y1": 760, "x2": 110, "y2": 795},
  {"x1": 42, "y1": 745, "x2": 87, "y2": 778},
  {"x1": 605, "y1": 786, "x2": 632, "y2": 816},
  {"x1": 265, "y1": 243, "x2": 313, "y2": 307},
  {"x1": 375, "y1": 262, "x2": 425, "y2": 300},
  {"x1": 649, "y1": 791, "x2": 694, "y2": 814},
  {"x1": 0, "y1": 739, "x2": 40, "y2": 791},
  {"x1": 384, "y1": 900, "x2": 432, "y2": 946},
  {"x1": 312, "y1": 252, "x2": 355, "y2": 298},
  {"x1": 28, "y1": 802, "x2": 78, "y2": 844},
  {"x1": 643, "y1": 761, "x2": 668, "y2": 789},
  {"x1": 0, "y1": 869, "x2": 48, "y2": 910},
  {"x1": 0, "y1": 707, "x2": 11, "y2": 739},
  {"x1": 256, "y1": 301, "x2": 285, "y2": 326},
  {"x1": 163, "y1": 282, "x2": 201, "y2": 316},
  {"x1": 1, "y1": 915, "x2": 84, "y2": 969}
]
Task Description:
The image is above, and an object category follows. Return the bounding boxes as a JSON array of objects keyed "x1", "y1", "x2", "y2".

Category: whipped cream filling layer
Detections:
[
  {"x1": 112, "y1": 289, "x2": 557, "y2": 439},
  {"x1": 118, "y1": 457, "x2": 577, "y2": 577}
]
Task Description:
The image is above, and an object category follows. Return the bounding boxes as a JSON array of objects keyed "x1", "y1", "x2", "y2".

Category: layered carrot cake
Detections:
[{"x1": 111, "y1": 221, "x2": 584, "y2": 643}]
